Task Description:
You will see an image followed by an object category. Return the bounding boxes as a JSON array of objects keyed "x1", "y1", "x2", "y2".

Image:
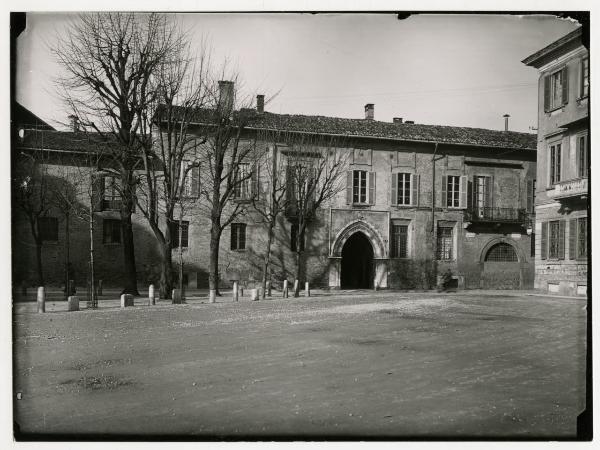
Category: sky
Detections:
[{"x1": 16, "y1": 13, "x2": 580, "y2": 133}]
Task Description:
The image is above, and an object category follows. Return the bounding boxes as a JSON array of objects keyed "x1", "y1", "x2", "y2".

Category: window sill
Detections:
[
  {"x1": 545, "y1": 105, "x2": 566, "y2": 115},
  {"x1": 393, "y1": 204, "x2": 416, "y2": 208},
  {"x1": 231, "y1": 248, "x2": 246, "y2": 252},
  {"x1": 351, "y1": 203, "x2": 373, "y2": 207}
]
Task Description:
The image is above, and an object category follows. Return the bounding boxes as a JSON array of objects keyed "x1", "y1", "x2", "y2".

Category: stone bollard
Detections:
[
  {"x1": 209, "y1": 289, "x2": 216, "y2": 303},
  {"x1": 232, "y1": 281, "x2": 239, "y2": 302},
  {"x1": 250, "y1": 288, "x2": 258, "y2": 301},
  {"x1": 266, "y1": 281, "x2": 272, "y2": 297},
  {"x1": 172, "y1": 289, "x2": 183, "y2": 304},
  {"x1": 121, "y1": 294, "x2": 134, "y2": 308},
  {"x1": 97, "y1": 280, "x2": 103, "y2": 296},
  {"x1": 239, "y1": 286, "x2": 244, "y2": 297},
  {"x1": 305, "y1": 281, "x2": 310, "y2": 297},
  {"x1": 374, "y1": 281, "x2": 379, "y2": 291},
  {"x1": 283, "y1": 280, "x2": 289, "y2": 298},
  {"x1": 37, "y1": 287, "x2": 45, "y2": 313},
  {"x1": 293, "y1": 279, "x2": 299, "y2": 297},
  {"x1": 148, "y1": 284, "x2": 155, "y2": 306},
  {"x1": 67, "y1": 295, "x2": 79, "y2": 311}
]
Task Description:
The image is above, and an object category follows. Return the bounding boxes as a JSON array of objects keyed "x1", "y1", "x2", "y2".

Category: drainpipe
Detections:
[{"x1": 431, "y1": 143, "x2": 442, "y2": 288}]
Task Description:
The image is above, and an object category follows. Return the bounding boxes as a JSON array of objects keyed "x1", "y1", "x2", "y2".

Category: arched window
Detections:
[{"x1": 485, "y1": 243, "x2": 518, "y2": 262}]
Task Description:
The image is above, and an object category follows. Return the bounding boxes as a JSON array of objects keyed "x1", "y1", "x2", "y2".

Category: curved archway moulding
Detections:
[
  {"x1": 479, "y1": 237, "x2": 525, "y2": 263},
  {"x1": 331, "y1": 219, "x2": 386, "y2": 259}
]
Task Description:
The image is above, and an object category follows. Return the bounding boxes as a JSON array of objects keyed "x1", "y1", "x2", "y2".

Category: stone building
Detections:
[
  {"x1": 522, "y1": 27, "x2": 589, "y2": 296},
  {"x1": 13, "y1": 98, "x2": 537, "y2": 292}
]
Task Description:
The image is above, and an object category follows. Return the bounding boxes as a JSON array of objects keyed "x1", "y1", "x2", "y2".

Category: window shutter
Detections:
[
  {"x1": 441, "y1": 175, "x2": 447, "y2": 207},
  {"x1": 230, "y1": 225, "x2": 236, "y2": 250},
  {"x1": 543, "y1": 74, "x2": 551, "y2": 112},
  {"x1": 346, "y1": 171, "x2": 353, "y2": 205},
  {"x1": 540, "y1": 222, "x2": 547, "y2": 260},
  {"x1": 391, "y1": 173, "x2": 398, "y2": 206},
  {"x1": 569, "y1": 218, "x2": 577, "y2": 260},
  {"x1": 558, "y1": 220, "x2": 565, "y2": 260},
  {"x1": 411, "y1": 174, "x2": 419, "y2": 207},
  {"x1": 191, "y1": 166, "x2": 200, "y2": 197},
  {"x1": 368, "y1": 172, "x2": 376, "y2": 205},
  {"x1": 467, "y1": 178, "x2": 473, "y2": 209},
  {"x1": 561, "y1": 67, "x2": 569, "y2": 105},
  {"x1": 459, "y1": 175, "x2": 468, "y2": 209},
  {"x1": 239, "y1": 224, "x2": 246, "y2": 250},
  {"x1": 526, "y1": 179, "x2": 533, "y2": 213},
  {"x1": 578, "y1": 59, "x2": 583, "y2": 98},
  {"x1": 91, "y1": 173, "x2": 104, "y2": 212}
]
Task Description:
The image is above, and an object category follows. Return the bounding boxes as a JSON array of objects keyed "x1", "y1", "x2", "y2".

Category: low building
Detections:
[{"x1": 522, "y1": 27, "x2": 589, "y2": 297}]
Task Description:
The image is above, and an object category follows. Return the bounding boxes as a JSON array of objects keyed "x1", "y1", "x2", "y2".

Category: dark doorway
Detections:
[{"x1": 341, "y1": 232, "x2": 374, "y2": 289}]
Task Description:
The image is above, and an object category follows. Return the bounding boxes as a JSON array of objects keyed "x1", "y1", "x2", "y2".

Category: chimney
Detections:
[
  {"x1": 364, "y1": 103, "x2": 374, "y2": 120},
  {"x1": 393, "y1": 117, "x2": 403, "y2": 124},
  {"x1": 68, "y1": 114, "x2": 80, "y2": 132},
  {"x1": 256, "y1": 94, "x2": 265, "y2": 114},
  {"x1": 503, "y1": 114, "x2": 510, "y2": 131},
  {"x1": 218, "y1": 80, "x2": 234, "y2": 113}
]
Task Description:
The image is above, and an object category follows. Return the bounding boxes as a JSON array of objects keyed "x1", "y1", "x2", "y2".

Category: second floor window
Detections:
[
  {"x1": 230, "y1": 223, "x2": 246, "y2": 251},
  {"x1": 473, "y1": 176, "x2": 492, "y2": 216},
  {"x1": 391, "y1": 223, "x2": 408, "y2": 258},
  {"x1": 346, "y1": 170, "x2": 375, "y2": 205},
  {"x1": 446, "y1": 175, "x2": 461, "y2": 208},
  {"x1": 38, "y1": 216, "x2": 58, "y2": 242},
  {"x1": 181, "y1": 162, "x2": 200, "y2": 198},
  {"x1": 392, "y1": 173, "x2": 419, "y2": 206},
  {"x1": 549, "y1": 143, "x2": 561, "y2": 185},
  {"x1": 353, "y1": 170, "x2": 368, "y2": 204},
  {"x1": 103, "y1": 219, "x2": 121, "y2": 244},
  {"x1": 103, "y1": 176, "x2": 122, "y2": 210},
  {"x1": 169, "y1": 220, "x2": 189, "y2": 249},
  {"x1": 577, "y1": 134, "x2": 588, "y2": 178},
  {"x1": 580, "y1": 57, "x2": 589, "y2": 98},
  {"x1": 526, "y1": 179, "x2": 536, "y2": 214},
  {"x1": 233, "y1": 163, "x2": 251, "y2": 200},
  {"x1": 544, "y1": 67, "x2": 568, "y2": 111}
]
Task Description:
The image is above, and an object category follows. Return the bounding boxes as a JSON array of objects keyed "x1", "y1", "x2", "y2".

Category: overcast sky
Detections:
[{"x1": 16, "y1": 13, "x2": 579, "y2": 133}]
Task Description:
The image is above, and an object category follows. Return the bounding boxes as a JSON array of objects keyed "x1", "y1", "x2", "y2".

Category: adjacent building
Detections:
[
  {"x1": 523, "y1": 27, "x2": 589, "y2": 296},
  {"x1": 13, "y1": 99, "x2": 537, "y2": 292}
]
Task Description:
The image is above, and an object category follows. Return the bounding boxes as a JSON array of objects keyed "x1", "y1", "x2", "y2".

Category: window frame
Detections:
[
  {"x1": 549, "y1": 142, "x2": 562, "y2": 186},
  {"x1": 102, "y1": 218, "x2": 122, "y2": 245},
  {"x1": 436, "y1": 225, "x2": 454, "y2": 261},
  {"x1": 233, "y1": 163, "x2": 252, "y2": 201},
  {"x1": 170, "y1": 220, "x2": 190, "y2": 249},
  {"x1": 390, "y1": 222, "x2": 409, "y2": 259},
  {"x1": 548, "y1": 220, "x2": 561, "y2": 259},
  {"x1": 576, "y1": 217, "x2": 587, "y2": 260},
  {"x1": 230, "y1": 223, "x2": 247, "y2": 251},
  {"x1": 447, "y1": 175, "x2": 461, "y2": 208},
  {"x1": 352, "y1": 169, "x2": 368, "y2": 204},
  {"x1": 549, "y1": 69, "x2": 564, "y2": 110},
  {"x1": 580, "y1": 56, "x2": 589, "y2": 99},
  {"x1": 576, "y1": 133, "x2": 588, "y2": 179},
  {"x1": 102, "y1": 175, "x2": 122, "y2": 211}
]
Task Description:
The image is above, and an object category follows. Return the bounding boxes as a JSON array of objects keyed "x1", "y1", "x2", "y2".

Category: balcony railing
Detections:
[
  {"x1": 464, "y1": 207, "x2": 527, "y2": 224},
  {"x1": 547, "y1": 178, "x2": 588, "y2": 200}
]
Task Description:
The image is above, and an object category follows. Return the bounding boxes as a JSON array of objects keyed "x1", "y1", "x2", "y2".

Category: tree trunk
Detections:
[
  {"x1": 261, "y1": 221, "x2": 275, "y2": 299},
  {"x1": 159, "y1": 243, "x2": 174, "y2": 300},
  {"x1": 208, "y1": 224, "x2": 221, "y2": 300},
  {"x1": 89, "y1": 203, "x2": 97, "y2": 308},
  {"x1": 64, "y1": 213, "x2": 70, "y2": 300},
  {"x1": 178, "y1": 211, "x2": 184, "y2": 301},
  {"x1": 35, "y1": 239, "x2": 44, "y2": 287},
  {"x1": 120, "y1": 170, "x2": 139, "y2": 295}
]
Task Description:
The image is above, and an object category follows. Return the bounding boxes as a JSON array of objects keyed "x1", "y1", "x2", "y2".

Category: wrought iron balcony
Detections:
[{"x1": 464, "y1": 207, "x2": 527, "y2": 224}]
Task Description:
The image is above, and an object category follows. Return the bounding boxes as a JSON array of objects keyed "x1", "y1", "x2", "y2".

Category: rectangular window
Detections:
[
  {"x1": 549, "y1": 143, "x2": 561, "y2": 185},
  {"x1": 473, "y1": 176, "x2": 492, "y2": 217},
  {"x1": 38, "y1": 217, "x2": 58, "y2": 242},
  {"x1": 233, "y1": 163, "x2": 251, "y2": 200},
  {"x1": 230, "y1": 223, "x2": 246, "y2": 251},
  {"x1": 437, "y1": 226, "x2": 453, "y2": 260},
  {"x1": 581, "y1": 57, "x2": 589, "y2": 98},
  {"x1": 577, "y1": 134, "x2": 588, "y2": 179},
  {"x1": 577, "y1": 217, "x2": 587, "y2": 259},
  {"x1": 396, "y1": 173, "x2": 411, "y2": 205},
  {"x1": 447, "y1": 175, "x2": 460, "y2": 208},
  {"x1": 550, "y1": 70, "x2": 563, "y2": 109},
  {"x1": 290, "y1": 223, "x2": 305, "y2": 252},
  {"x1": 102, "y1": 219, "x2": 121, "y2": 244},
  {"x1": 170, "y1": 220, "x2": 189, "y2": 249},
  {"x1": 391, "y1": 223, "x2": 408, "y2": 258},
  {"x1": 548, "y1": 220, "x2": 563, "y2": 259},
  {"x1": 103, "y1": 176, "x2": 122, "y2": 210},
  {"x1": 544, "y1": 67, "x2": 568, "y2": 111},
  {"x1": 353, "y1": 170, "x2": 368, "y2": 204},
  {"x1": 181, "y1": 162, "x2": 200, "y2": 197}
]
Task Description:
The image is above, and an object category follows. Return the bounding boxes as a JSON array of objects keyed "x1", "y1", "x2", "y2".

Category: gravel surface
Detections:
[{"x1": 13, "y1": 290, "x2": 587, "y2": 438}]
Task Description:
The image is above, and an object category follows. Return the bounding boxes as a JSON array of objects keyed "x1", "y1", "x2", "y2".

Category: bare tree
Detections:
[
  {"x1": 251, "y1": 131, "x2": 289, "y2": 298},
  {"x1": 12, "y1": 152, "x2": 53, "y2": 286},
  {"x1": 196, "y1": 80, "x2": 256, "y2": 302},
  {"x1": 135, "y1": 39, "x2": 208, "y2": 300},
  {"x1": 53, "y1": 12, "x2": 183, "y2": 295},
  {"x1": 280, "y1": 132, "x2": 348, "y2": 297}
]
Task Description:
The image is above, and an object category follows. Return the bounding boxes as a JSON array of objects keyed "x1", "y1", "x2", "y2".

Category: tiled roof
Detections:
[
  {"x1": 522, "y1": 27, "x2": 583, "y2": 67},
  {"x1": 242, "y1": 111, "x2": 537, "y2": 150},
  {"x1": 16, "y1": 129, "x2": 119, "y2": 154}
]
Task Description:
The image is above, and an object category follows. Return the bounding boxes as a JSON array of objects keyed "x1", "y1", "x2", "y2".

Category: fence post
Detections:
[
  {"x1": 37, "y1": 287, "x2": 45, "y2": 313},
  {"x1": 232, "y1": 281, "x2": 239, "y2": 302},
  {"x1": 148, "y1": 284, "x2": 155, "y2": 305},
  {"x1": 283, "y1": 280, "x2": 289, "y2": 298}
]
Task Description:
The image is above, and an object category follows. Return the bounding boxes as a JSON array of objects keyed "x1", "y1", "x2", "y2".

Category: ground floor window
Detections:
[
  {"x1": 437, "y1": 226, "x2": 453, "y2": 260},
  {"x1": 38, "y1": 216, "x2": 58, "y2": 242},
  {"x1": 541, "y1": 220, "x2": 565, "y2": 260},
  {"x1": 391, "y1": 223, "x2": 408, "y2": 258},
  {"x1": 230, "y1": 223, "x2": 246, "y2": 251},
  {"x1": 170, "y1": 220, "x2": 189, "y2": 248},
  {"x1": 570, "y1": 217, "x2": 587, "y2": 260},
  {"x1": 485, "y1": 243, "x2": 518, "y2": 262},
  {"x1": 103, "y1": 218, "x2": 121, "y2": 244}
]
